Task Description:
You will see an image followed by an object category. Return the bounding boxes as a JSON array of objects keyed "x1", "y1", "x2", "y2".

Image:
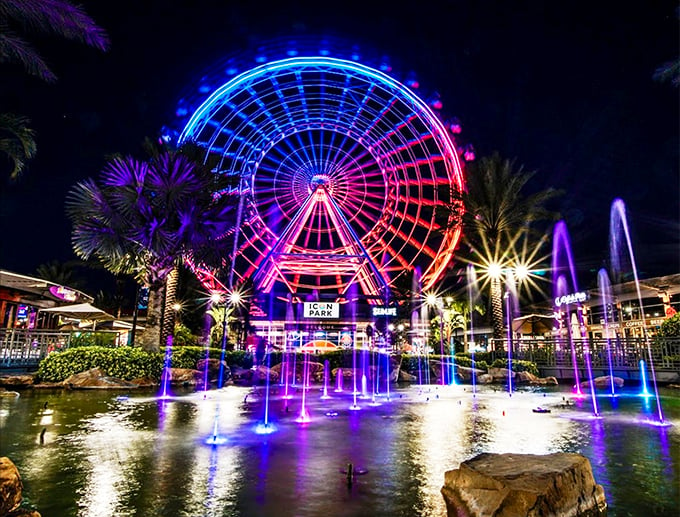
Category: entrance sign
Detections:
[
  {"x1": 372, "y1": 306, "x2": 397, "y2": 317},
  {"x1": 554, "y1": 291, "x2": 587, "y2": 307},
  {"x1": 303, "y1": 302, "x2": 339, "y2": 318}
]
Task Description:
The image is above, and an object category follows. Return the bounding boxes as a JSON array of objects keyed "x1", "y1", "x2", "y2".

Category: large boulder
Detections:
[
  {"x1": 441, "y1": 452, "x2": 606, "y2": 517},
  {"x1": 251, "y1": 365, "x2": 279, "y2": 384},
  {"x1": 455, "y1": 365, "x2": 488, "y2": 383},
  {"x1": 580, "y1": 376, "x2": 624, "y2": 389},
  {"x1": 517, "y1": 371, "x2": 559, "y2": 386},
  {"x1": 62, "y1": 368, "x2": 137, "y2": 389},
  {"x1": 196, "y1": 358, "x2": 231, "y2": 385},
  {"x1": 487, "y1": 367, "x2": 516, "y2": 381},
  {"x1": 168, "y1": 368, "x2": 201, "y2": 385},
  {"x1": 0, "y1": 375, "x2": 35, "y2": 388},
  {"x1": 0, "y1": 457, "x2": 23, "y2": 515}
]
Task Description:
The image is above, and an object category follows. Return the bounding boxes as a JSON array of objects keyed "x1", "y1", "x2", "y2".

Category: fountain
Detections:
[
  {"x1": 596, "y1": 269, "x2": 618, "y2": 397},
  {"x1": 552, "y1": 222, "x2": 599, "y2": 416},
  {"x1": 610, "y1": 198, "x2": 665, "y2": 423},
  {"x1": 466, "y1": 264, "x2": 479, "y2": 396},
  {"x1": 320, "y1": 360, "x2": 331, "y2": 400},
  {"x1": 159, "y1": 335, "x2": 173, "y2": 399}
]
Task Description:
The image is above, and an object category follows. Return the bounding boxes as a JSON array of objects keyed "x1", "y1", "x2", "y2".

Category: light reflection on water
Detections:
[{"x1": 0, "y1": 385, "x2": 678, "y2": 516}]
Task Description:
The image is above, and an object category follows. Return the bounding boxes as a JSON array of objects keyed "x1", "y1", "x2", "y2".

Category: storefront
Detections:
[{"x1": 0, "y1": 269, "x2": 93, "y2": 330}]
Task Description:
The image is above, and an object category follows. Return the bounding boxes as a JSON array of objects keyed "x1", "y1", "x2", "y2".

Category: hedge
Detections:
[
  {"x1": 36, "y1": 345, "x2": 257, "y2": 383},
  {"x1": 36, "y1": 346, "x2": 164, "y2": 382},
  {"x1": 490, "y1": 358, "x2": 539, "y2": 376}
]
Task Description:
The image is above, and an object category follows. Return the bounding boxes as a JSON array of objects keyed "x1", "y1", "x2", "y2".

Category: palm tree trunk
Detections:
[
  {"x1": 139, "y1": 281, "x2": 164, "y2": 352},
  {"x1": 161, "y1": 266, "x2": 179, "y2": 347},
  {"x1": 491, "y1": 276, "x2": 504, "y2": 345}
]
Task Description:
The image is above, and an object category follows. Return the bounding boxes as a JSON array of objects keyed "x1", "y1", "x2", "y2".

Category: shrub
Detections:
[
  {"x1": 490, "y1": 358, "x2": 539, "y2": 376},
  {"x1": 453, "y1": 354, "x2": 489, "y2": 371},
  {"x1": 172, "y1": 323, "x2": 200, "y2": 347},
  {"x1": 657, "y1": 313, "x2": 680, "y2": 337},
  {"x1": 36, "y1": 346, "x2": 164, "y2": 382}
]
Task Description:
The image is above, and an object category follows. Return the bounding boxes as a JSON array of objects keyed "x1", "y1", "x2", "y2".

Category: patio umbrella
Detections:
[
  {"x1": 42, "y1": 303, "x2": 115, "y2": 329},
  {"x1": 512, "y1": 314, "x2": 555, "y2": 336}
]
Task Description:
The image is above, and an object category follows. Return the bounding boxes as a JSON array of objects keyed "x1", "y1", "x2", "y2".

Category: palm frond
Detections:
[{"x1": 0, "y1": 0, "x2": 109, "y2": 51}]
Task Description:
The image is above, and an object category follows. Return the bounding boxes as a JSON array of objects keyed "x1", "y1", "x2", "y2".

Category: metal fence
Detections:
[
  {"x1": 0, "y1": 328, "x2": 121, "y2": 368},
  {"x1": 490, "y1": 337, "x2": 680, "y2": 371}
]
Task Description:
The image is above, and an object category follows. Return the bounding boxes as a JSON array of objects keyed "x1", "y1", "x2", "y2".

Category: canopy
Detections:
[
  {"x1": 300, "y1": 340, "x2": 338, "y2": 353},
  {"x1": 41, "y1": 303, "x2": 115, "y2": 321},
  {"x1": 512, "y1": 314, "x2": 556, "y2": 335}
]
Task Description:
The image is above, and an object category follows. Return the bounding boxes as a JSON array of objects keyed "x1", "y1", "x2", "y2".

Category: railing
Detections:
[
  {"x1": 0, "y1": 328, "x2": 122, "y2": 368},
  {"x1": 489, "y1": 337, "x2": 680, "y2": 371}
]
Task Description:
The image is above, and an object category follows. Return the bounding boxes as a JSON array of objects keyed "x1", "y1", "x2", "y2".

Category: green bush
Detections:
[
  {"x1": 453, "y1": 354, "x2": 489, "y2": 371},
  {"x1": 36, "y1": 346, "x2": 164, "y2": 382},
  {"x1": 172, "y1": 323, "x2": 200, "y2": 347},
  {"x1": 36, "y1": 345, "x2": 258, "y2": 383},
  {"x1": 490, "y1": 358, "x2": 539, "y2": 376},
  {"x1": 455, "y1": 351, "x2": 495, "y2": 365},
  {"x1": 657, "y1": 313, "x2": 680, "y2": 337}
]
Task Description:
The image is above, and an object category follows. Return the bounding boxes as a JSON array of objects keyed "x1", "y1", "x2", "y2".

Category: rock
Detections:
[
  {"x1": 0, "y1": 375, "x2": 35, "y2": 388},
  {"x1": 455, "y1": 366, "x2": 488, "y2": 383},
  {"x1": 230, "y1": 366, "x2": 253, "y2": 385},
  {"x1": 441, "y1": 452, "x2": 607, "y2": 517},
  {"x1": 130, "y1": 377, "x2": 157, "y2": 388},
  {"x1": 0, "y1": 457, "x2": 23, "y2": 515},
  {"x1": 168, "y1": 368, "x2": 201, "y2": 385},
  {"x1": 62, "y1": 368, "x2": 137, "y2": 389},
  {"x1": 580, "y1": 376, "x2": 624, "y2": 389},
  {"x1": 398, "y1": 369, "x2": 417, "y2": 382},
  {"x1": 517, "y1": 371, "x2": 559, "y2": 386},
  {"x1": 196, "y1": 358, "x2": 231, "y2": 384},
  {"x1": 251, "y1": 365, "x2": 279, "y2": 384},
  {"x1": 488, "y1": 367, "x2": 516, "y2": 381},
  {"x1": 668, "y1": 383, "x2": 680, "y2": 390},
  {"x1": 0, "y1": 388, "x2": 20, "y2": 398},
  {"x1": 476, "y1": 373, "x2": 494, "y2": 384}
]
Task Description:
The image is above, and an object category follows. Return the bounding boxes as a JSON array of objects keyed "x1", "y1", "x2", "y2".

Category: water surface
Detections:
[{"x1": 1, "y1": 385, "x2": 678, "y2": 516}]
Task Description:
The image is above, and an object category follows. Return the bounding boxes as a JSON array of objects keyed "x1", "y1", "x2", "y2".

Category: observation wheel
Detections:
[{"x1": 179, "y1": 56, "x2": 464, "y2": 300}]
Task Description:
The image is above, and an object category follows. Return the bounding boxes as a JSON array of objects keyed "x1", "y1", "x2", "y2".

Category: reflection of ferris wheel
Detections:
[{"x1": 178, "y1": 55, "x2": 464, "y2": 300}]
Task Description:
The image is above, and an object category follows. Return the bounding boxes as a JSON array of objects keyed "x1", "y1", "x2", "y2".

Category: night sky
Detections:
[{"x1": 0, "y1": 0, "x2": 677, "y2": 290}]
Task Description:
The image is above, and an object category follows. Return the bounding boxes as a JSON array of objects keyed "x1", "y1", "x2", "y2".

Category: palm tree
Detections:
[
  {"x1": 67, "y1": 149, "x2": 237, "y2": 352},
  {"x1": 34, "y1": 259, "x2": 84, "y2": 289},
  {"x1": 0, "y1": 114, "x2": 36, "y2": 181},
  {"x1": 0, "y1": 0, "x2": 108, "y2": 181},
  {"x1": 458, "y1": 152, "x2": 562, "y2": 342},
  {"x1": 0, "y1": 0, "x2": 109, "y2": 82}
]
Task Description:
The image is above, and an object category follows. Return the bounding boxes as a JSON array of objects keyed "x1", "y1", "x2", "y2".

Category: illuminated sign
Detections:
[
  {"x1": 554, "y1": 292, "x2": 587, "y2": 307},
  {"x1": 49, "y1": 285, "x2": 77, "y2": 302},
  {"x1": 303, "y1": 302, "x2": 339, "y2": 318},
  {"x1": 372, "y1": 306, "x2": 397, "y2": 317}
]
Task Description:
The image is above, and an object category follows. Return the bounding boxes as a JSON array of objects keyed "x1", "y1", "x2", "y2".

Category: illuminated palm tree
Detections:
[
  {"x1": 0, "y1": 0, "x2": 108, "y2": 180},
  {"x1": 67, "y1": 149, "x2": 237, "y2": 352},
  {"x1": 458, "y1": 153, "x2": 561, "y2": 342}
]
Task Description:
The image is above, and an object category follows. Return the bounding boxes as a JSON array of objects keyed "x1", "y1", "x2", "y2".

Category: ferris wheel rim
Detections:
[{"x1": 178, "y1": 55, "x2": 464, "y2": 295}]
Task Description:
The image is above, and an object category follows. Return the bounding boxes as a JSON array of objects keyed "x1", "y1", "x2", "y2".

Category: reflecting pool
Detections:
[{"x1": 1, "y1": 385, "x2": 678, "y2": 516}]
